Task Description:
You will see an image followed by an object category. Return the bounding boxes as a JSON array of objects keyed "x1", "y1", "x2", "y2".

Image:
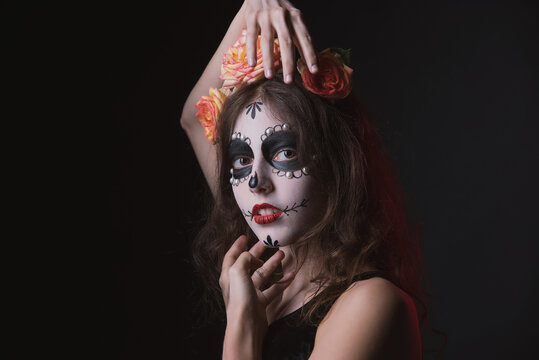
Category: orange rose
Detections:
[
  {"x1": 297, "y1": 48, "x2": 353, "y2": 99},
  {"x1": 220, "y1": 29, "x2": 281, "y2": 88},
  {"x1": 195, "y1": 87, "x2": 227, "y2": 144}
]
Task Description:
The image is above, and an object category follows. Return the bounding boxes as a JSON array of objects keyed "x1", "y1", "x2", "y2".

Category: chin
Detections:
[{"x1": 253, "y1": 227, "x2": 304, "y2": 248}]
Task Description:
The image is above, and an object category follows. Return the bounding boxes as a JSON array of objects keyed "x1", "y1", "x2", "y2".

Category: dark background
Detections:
[{"x1": 61, "y1": 0, "x2": 538, "y2": 358}]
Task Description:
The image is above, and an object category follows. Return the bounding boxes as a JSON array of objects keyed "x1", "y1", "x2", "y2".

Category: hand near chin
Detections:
[{"x1": 220, "y1": 235, "x2": 295, "y2": 337}]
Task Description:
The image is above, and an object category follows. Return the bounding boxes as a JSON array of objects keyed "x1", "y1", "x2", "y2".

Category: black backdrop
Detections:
[{"x1": 73, "y1": 0, "x2": 539, "y2": 358}]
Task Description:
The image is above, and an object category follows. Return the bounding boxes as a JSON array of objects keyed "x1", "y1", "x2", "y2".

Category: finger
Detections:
[
  {"x1": 292, "y1": 33, "x2": 305, "y2": 65},
  {"x1": 245, "y1": 16, "x2": 259, "y2": 67},
  {"x1": 218, "y1": 273, "x2": 229, "y2": 308},
  {"x1": 283, "y1": 5, "x2": 318, "y2": 73},
  {"x1": 249, "y1": 257, "x2": 265, "y2": 278},
  {"x1": 271, "y1": 10, "x2": 295, "y2": 83},
  {"x1": 251, "y1": 250, "x2": 285, "y2": 289},
  {"x1": 262, "y1": 271, "x2": 296, "y2": 304},
  {"x1": 248, "y1": 240, "x2": 267, "y2": 260},
  {"x1": 222, "y1": 235, "x2": 248, "y2": 271},
  {"x1": 258, "y1": 13, "x2": 275, "y2": 78},
  {"x1": 229, "y1": 250, "x2": 263, "y2": 278}
]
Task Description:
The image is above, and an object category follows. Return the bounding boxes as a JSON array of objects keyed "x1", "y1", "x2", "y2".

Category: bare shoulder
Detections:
[{"x1": 309, "y1": 277, "x2": 422, "y2": 360}]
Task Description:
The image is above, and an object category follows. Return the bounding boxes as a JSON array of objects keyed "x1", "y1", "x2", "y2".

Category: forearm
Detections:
[
  {"x1": 180, "y1": 2, "x2": 247, "y2": 126},
  {"x1": 223, "y1": 313, "x2": 265, "y2": 360}
]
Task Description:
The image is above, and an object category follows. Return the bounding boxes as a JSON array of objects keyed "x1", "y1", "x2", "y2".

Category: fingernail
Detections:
[
  {"x1": 249, "y1": 58, "x2": 255, "y2": 67},
  {"x1": 285, "y1": 74, "x2": 292, "y2": 83},
  {"x1": 311, "y1": 64, "x2": 318, "y2": 73},
  {"x1": 265, "y1": 69, "x2": 272, "y2": 78}
]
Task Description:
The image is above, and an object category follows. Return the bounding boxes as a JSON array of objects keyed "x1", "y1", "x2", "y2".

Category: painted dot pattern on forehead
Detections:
[{"x1": 246, "y1": 101, "x2": 263, "y2": 119}]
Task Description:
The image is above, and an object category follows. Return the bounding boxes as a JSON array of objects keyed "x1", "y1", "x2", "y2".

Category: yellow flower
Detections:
[
  {"x1": 220, "y1": 29, "x2": 281, "y2": 88},
  {"x1": 195, "y1": 87, "x2": 227, "y2": 143}
]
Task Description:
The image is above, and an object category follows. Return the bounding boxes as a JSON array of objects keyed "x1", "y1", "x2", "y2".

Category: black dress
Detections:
[{"x1": 262, "y1": 271, "x2": 390, "y2": 360}]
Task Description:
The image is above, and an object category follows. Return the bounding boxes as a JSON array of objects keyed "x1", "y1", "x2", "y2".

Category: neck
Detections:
[{"x1": 265, "y1": 244, "x2": 321, "y2": 324}]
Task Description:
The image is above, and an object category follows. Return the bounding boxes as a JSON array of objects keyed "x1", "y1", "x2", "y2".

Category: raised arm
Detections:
[
  {"x1": 179, "y1": 3, "x2": 248, "y2": 198},
  {"x1": 180, "y1": 0, "x2": 319, "y2": 199}
]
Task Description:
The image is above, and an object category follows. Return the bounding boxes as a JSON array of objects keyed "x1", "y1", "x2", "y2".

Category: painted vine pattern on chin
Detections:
[
  {"x1": 246, "y1": 101, "x2": 263, "y2": 119},
  {"x1": 263, "y1": 235, "x2": 279, "y2": 247}
]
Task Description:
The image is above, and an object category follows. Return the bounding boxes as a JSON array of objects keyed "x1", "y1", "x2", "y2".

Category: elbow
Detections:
[
  {"x1": 179, "y1": 111, "x2": 195, "y2": 133},
  {"x1": 178, "y1": 102, "x2": 193, "y2": 130},
  {"x1": 179, "y1": 105, "x2": 200, "y2": 133},
  {"x1": 179, "y1": 115, "x2": 189, "y2": 131}
]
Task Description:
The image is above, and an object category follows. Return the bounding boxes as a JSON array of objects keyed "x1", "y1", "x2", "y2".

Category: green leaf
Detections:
[{"x1": 330, "y1": 48, "x2": 352, "y2": 66}]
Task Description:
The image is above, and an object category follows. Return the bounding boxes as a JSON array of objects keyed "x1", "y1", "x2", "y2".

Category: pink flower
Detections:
[
  {"x1": 219, "y1": 29, "x2": 281, "y2": 88},
  {"x1": 195, "y1": 87, "x2": 227, "y2": 144}
]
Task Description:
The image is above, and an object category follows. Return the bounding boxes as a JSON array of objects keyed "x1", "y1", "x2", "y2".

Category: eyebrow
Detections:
[
  {"x1": 261, "y1": 130, "x2": 297, "y2": 163},
  {"x1": 228, "y1": 139, "x2": 254, "y2": 161}
]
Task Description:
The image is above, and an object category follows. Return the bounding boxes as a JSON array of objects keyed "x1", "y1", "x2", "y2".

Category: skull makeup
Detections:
[{"x1": 228, "y1": 100, "x2": 324, "y2": 247}]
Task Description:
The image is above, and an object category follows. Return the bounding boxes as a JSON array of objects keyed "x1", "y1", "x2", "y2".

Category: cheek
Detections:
[
  {"x1": 273, "y1": 175, "x2": 315, "y2": 199},
  {"x1": 277, "y1": 176, "x2": 324, "y2": 219},
  {"x1": 232, "y1": 183, "x2": 250, "y2": 207}
]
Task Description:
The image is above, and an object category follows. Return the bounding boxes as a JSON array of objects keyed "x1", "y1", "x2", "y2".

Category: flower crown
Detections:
[{"x1": 195, "y1": 29, "x2": 354, "y2": 144}]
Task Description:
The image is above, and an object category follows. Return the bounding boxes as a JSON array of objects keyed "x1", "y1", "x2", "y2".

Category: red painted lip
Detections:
[{"x1": 252, "y1": 203, "x2": 283, "y2": 225}]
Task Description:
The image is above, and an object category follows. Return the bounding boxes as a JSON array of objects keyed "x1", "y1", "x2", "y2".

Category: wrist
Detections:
[{"x1": 223, "y1": 315, "x2": 265, "y2": 360}]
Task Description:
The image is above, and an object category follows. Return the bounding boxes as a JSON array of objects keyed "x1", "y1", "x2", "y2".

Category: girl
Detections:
[{"x1": 181, "y1": 1, "x2": 425, "y2": 359}]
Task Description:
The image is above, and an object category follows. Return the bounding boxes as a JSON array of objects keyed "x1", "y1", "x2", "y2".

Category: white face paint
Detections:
[{"x1": 228, "y1": 100, "x2": 324, "y2": 248}]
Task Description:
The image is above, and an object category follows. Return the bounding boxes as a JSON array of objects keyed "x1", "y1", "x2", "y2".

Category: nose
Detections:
[{"x1": 249, "y1": 166, "x2": 274, "y2": 195}]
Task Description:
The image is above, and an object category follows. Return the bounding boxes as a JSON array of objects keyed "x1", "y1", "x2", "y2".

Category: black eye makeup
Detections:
[
  {"x1": 228, "y1": 139, "x2": 254, "y2": 181},
  {"x1": 261, "y1": 130, "x2": 302, "y2": 171}
]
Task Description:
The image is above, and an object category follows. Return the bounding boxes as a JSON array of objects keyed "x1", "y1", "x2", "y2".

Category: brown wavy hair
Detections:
[{"x1": 190, "y1": 69, "x2": 430, "y2": 333}]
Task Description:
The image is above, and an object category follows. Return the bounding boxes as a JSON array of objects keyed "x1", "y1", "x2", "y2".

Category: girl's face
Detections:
[{"x1": 228, "y1": 100, "x2": 324, "y2": 247}]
